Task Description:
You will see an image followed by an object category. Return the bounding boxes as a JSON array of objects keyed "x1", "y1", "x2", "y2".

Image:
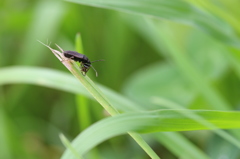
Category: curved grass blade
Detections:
[
  {"x1": 0, "y1": 66, "x2": 211, "y2": 158},
  {"x1": 0, "y1": 66, "x2": 140, "y2": 112},
  {"x1": 59, "y1": 134, "x2": 83, "y2": 159},
  {"x1": 37, "y1": 42, "x2": 160, "y2": 159},
  {"x1": 66, "y1": 0, "x2": 239, "y2": 47},
  {"x1": 152, "y1": 97, "x2": 240, "y2": 148},
  {"x1": 61, "y1": 109, "x2": 240, "y2": 158}
]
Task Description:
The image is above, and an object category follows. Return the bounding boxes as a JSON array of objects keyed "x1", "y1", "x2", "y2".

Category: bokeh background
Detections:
[{"x1": 1, "y1": 0, "x2": 240, "y2": 159}]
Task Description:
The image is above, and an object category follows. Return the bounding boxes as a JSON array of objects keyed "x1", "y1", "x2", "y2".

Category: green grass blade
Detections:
[
  {"x1": 75, "y1": 33, "x2": 91, "y2": 130},
  {"x1": 59, "y1": 134, "x2": 83, "y2": 159},
  {"x1": 152, "y1": 97, "x2": 240, "y2": 148},
  {"x1": 0, "y1": 66, "x2": 140, "y2": 112},
  {"x1": 75, "y1": 33, "x2": 84, "y2": 53},
  {"x1": 186, "y1": 0, "x2": 240, "y2": 34},
  {"x1": 40, "y1": 43, "x2": 160, "y2": 159},
  {"x1": 61, "y1": 109, "x2": 240, "y2": 158},
  {"x1": 66, "y1": 0, "x2": 239, "y2": 47},
  {"x1": 0, "y1": 66, "x2": 209, "y2": 158}
]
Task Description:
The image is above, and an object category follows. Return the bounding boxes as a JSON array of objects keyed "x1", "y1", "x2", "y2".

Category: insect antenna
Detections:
[
  {"x1": 90, "y1": 65, "x2": 98, "y2": 77},
  {"x1": 91, "y1": 59, "x2": 105, "y2": 63}
]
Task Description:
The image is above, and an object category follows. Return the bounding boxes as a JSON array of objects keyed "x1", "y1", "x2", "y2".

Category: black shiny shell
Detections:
[{"x1": 63, "y1": 51, "x2": 91, "y2": 64}]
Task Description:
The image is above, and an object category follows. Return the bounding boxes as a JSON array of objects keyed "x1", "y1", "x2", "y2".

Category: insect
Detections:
[{"x1": 63, "y1": 50, "x2": 103, "y2": 77}]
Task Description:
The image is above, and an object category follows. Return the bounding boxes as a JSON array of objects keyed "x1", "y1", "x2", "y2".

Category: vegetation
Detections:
[{"x1": 1, "y1": 0, "x2": 240, "y2": 159}]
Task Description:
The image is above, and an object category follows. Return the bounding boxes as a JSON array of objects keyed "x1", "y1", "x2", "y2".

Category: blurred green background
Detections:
[{"x1": 1, "y1": 0, "x2": 240, "y2": 159}]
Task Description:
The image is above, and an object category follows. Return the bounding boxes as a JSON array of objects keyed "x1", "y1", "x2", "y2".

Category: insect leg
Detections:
[{"x1": 90, "y1": 65, "x2": 98, "y2": 77}]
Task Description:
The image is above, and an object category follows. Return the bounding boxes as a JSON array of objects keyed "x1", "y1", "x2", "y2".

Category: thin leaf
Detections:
[
  {"x1": 35, "y1": 42, "x2": 160, "y2": 159},
  {"x1": 0, "y1": 66, "x2": 210, "y2": 159},
  {"x1": 61, "y1": 109, "x2": 240, "y2": 158},
  {"x1": 59, "y1": 134, "x2": 83, "y2": 159},
  {"x1": 152, "y1": 97, "x2": 240, "y2": 148},
  {"x1": 67, "y1": 0, "x2": 239, "y2": 47},
  {"x1": 0, "y1": 66, "x2": 140, "y2": 112},
  {"x1": 75, "y1": 33, "x2": 92, "y2": 131}
]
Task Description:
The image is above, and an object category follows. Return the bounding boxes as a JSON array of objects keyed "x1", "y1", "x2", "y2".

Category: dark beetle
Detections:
[{"x1": 63, "y1": 50, "x2": 103, "y2": 76}]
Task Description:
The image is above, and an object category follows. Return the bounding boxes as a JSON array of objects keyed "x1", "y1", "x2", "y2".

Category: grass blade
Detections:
[
  {"x1": 40, "y1": 42, "x2": 160, "y2": 159},
  {"x1": 59, "y1": 134, "x2": 83, "y2": 159},
  {"x1": 61, "y1": 109, "x2": 240, "y2": 158},
  {"x1": 67, "y1": 0, "x2": 239, "y2": 47}
]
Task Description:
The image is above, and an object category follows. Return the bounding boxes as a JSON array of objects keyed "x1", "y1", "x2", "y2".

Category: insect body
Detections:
[{"x1": 63, "y1": 50, "x2": 102, "y2": 77}]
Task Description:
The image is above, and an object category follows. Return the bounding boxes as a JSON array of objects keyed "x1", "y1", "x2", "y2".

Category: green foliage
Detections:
[
  {"x1": 62, "y1": 109, "x2": 240, "y2": 158},
  {"x1": 1, "y1": 0, "x2": 240, "y2": 159}
]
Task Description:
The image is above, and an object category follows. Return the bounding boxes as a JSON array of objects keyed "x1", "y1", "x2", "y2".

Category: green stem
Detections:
[
  {"x1": 59, "y1": 134, "x2": 84, "y2": 159},
  {"x1": 39, "y1": 40, "x2": 160, "y2": 159},
  {"x1": 75, "y1": 33, "x2": 91, "y2": 131},
  {"x1": 68, "y1": 60, "x2": 160, "y2": 158}
]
